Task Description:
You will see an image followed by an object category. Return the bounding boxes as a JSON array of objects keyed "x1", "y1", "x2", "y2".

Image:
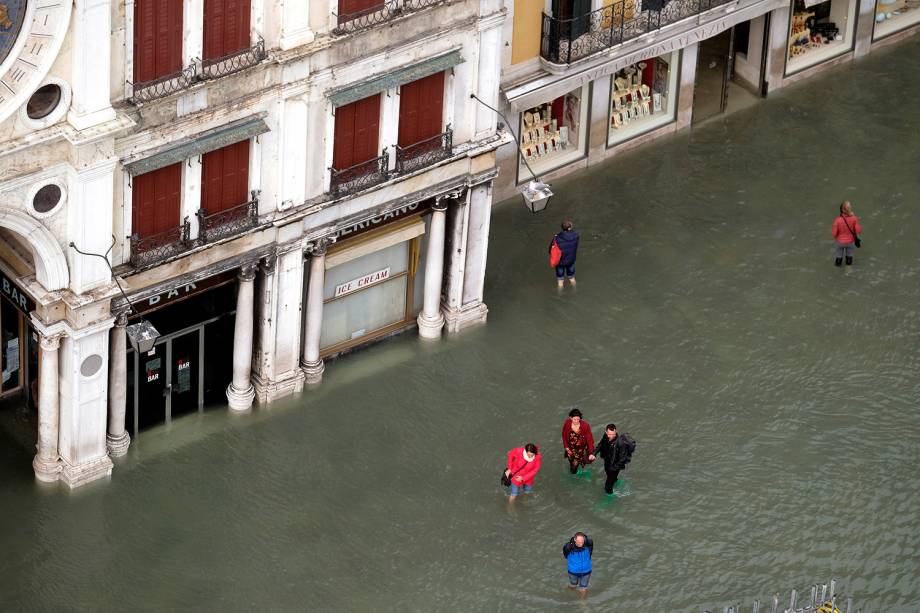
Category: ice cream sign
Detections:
[{"x1": 334, "y1": 268, "x2": 390, "y2": 298}]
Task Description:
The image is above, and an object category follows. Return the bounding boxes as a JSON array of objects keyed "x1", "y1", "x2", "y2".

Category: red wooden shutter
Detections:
[
  {"x1": 339, "y1": 0, "x2": 385, "y2": 17},
  {"x1": 201, "y1": 140, "x2": 251, "y2": 214},
  {"x1": 134, "y1": 0, "x2": 183, "y2": 83},
  {"x1": 398, "y1": 71, "x2": 444, "y2": 147},
  {"x1": 203, "y1": 0, "x2": 251, "y2": 60},
  {"x1": 333, "y1": 94, "x2": 380, "y2": 170},
  {"x1": 132, "y1": 163, "x2": 182, "y2": 238}
]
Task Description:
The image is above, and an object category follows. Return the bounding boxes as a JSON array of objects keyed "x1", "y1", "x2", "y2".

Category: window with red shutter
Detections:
[
  {"x1": 201, "y1": 140, "x2": 251, "y2": 214},
  {"x1": 203, "y1": 0, "x2": 251, "y2": 60},
  {"x1": 134, "y1": 0, "x2": 184, "y2": 83},
  {"x1": 333, "y1": 94, "x2": 381, "y2": 172},
  {"x1": 398, "y1": 71, "x2": 445, "y2": 147},
  {"x1": 132, "y1": 163, "x2": 182, "y2": 239},
  {"x1": 338, "y1": 0, "x2": 385, "y2": 20}
]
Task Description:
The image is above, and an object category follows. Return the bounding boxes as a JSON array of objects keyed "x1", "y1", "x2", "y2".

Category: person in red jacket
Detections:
[
  {"x1": 561, "y1": 408, "x2": 595, "y2": 475},
  {"x1": 504, "y1": 443, "x2": 542, "y2": 501},
  {"x1": 832, "y1": 201, "x2": 862, "y2": 267}
]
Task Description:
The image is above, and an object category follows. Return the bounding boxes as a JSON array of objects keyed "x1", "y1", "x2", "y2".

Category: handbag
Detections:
[
  {"x1": 501, "y1": 461, "x2": 528, "y2": 487},
  {"x1": 549, "y1": 238, "x2": 563, "y2": 267},
  {"x1": 841, "y1": 215, "x2": 861, "y2": 248}
]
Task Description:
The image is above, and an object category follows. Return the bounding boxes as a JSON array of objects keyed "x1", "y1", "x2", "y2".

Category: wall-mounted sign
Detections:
[
  {"x1": 133, "y1": 269, "x2": 237, "y2": 314},
  {"x1": 332, "y1": 200, "x2": 431, "y2": 242},
  {"x1": 0, "y1": 269, "x2": 36, "y2": 314},
  {"x1": 334, "y1": 268, "x2": 391, "y2": 298}
]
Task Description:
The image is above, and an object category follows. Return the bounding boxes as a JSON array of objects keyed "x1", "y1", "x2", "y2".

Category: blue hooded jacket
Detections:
[
  {"x1": 563, "y1": 536, "x2": 593, "y2": 575},
  {"x1": 549, "y1": 230, "x2": 580, "y2": 267}
]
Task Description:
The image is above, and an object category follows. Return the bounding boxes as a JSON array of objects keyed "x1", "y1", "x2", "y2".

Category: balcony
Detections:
[
  {"x1": 332, "y1": 0, "x2": 445, "y2": 36},
  {"x1": 540, "y1": 0, "x2": 735, "y2": 66},
  {"x1": 196, "y1": 192, "x2": 260, "y2": 243},
  {"x1": 394, "y1": 126, "x2": 452, "y2": 174},
  {"x1": 130, "y1": 218, "x2": 192, "y2": 268},
  {"x1": 131, "y1": 39, "x2": 267, "y2": 104},
  {"x1": 329, "y1": 151, "x2": 391, "y2": 197}
]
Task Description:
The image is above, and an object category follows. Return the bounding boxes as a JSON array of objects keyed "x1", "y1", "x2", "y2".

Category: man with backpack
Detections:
[{"x1": 589, "y1": 424, "x2": 635, "y2": 494}]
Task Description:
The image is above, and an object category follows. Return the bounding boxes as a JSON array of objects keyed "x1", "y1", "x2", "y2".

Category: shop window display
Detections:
[
  {"x1": 873, "y1": 0, "x2": 920, "y2": 39},
  {"x1": 786, "y1": 0, "x2": 857, "y2": 74},
  {"x1": 607, "y1": 52, "x2": 679, "y2": 147},
  {"x1": 518, "y1": 84, "x2": 589, "y2": 181}
]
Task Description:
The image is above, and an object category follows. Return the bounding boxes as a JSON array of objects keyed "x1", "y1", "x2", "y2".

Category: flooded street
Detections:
[{"x1": 2, "y1": 39, "x2": 919, "y2": 612}]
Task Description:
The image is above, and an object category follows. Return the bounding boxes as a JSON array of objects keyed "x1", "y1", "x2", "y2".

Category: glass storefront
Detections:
[
  {"x1": 517, "y1": 83, "x2": 590, "y2": 181},
  {"x1": 0, "y1": 297, "x2": 24, "y2": 395},
  {"x1": 786, "y1": 0, "x2": 857, "y2": 74},
  {"x1": 607, "y1": 51, "x2": 680, "y2": 147},
  {"x1": 873, "y1": 0, "x2": 920, "y2": 39},
  {"x1": 319, "y1": 216, "x2": 427, "y2": 356}
]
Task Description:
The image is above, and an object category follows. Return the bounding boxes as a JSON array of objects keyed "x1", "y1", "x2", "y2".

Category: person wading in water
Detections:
[
  {"x1": 561, "y1": 408, "x2": 595, "y2": 475},
  {"x1": 590, "y1": 424, "x2": 635, "y2": 495}
]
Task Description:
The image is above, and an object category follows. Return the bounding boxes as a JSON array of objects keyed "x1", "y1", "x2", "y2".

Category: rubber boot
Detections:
[
  {"x1": 834, "y1": 257, "x2": 843, "y2": 267},
  {"x1": 845, "y1": 256, "x2": 853, "y2": 266}
]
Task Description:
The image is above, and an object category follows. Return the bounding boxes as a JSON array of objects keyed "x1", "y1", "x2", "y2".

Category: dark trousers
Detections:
[{"x1": 604, "y1": 469, "x2": 620, "y2": 494}]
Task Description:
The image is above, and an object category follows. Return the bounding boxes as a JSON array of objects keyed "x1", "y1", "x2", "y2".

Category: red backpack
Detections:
[{"x1": 549, "y1": 238, "x2": 562, "y2": 267}]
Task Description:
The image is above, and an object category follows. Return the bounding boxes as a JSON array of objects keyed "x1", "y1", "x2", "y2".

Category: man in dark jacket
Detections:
[
  {"x1": 590, "y1": 424, "x2": 632, "y2": 494},
  {"x1": 549, "y1": 219, "x2": 580, "y2": 289}
]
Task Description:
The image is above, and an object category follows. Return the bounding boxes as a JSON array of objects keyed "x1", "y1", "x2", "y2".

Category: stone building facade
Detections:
[
  {"x1": 493, "y1": 0, "x2": 918, "y2": 202},
  {"x1": 0, "y1": 0, "x2": 507, "y2": 486}
]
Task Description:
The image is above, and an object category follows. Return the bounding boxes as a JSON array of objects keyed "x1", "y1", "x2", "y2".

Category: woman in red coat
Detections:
[
  {"x1": 562, "y1": 408, "x2": 595, "y2": 475},
  {"x1": 504, "y1": 443, "x2": 541, "y2": 501},
  {"x1": 832, "y1": 200, "x2": 862, "y2": 266}
]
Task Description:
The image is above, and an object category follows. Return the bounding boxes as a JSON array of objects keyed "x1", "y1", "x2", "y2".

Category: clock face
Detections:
[
  {"x1": 0, "y1": 0, "x2": 28, "y2": 66},
  {"x1": 0, "y1": 0, "x2": 71, "y2": 125}
]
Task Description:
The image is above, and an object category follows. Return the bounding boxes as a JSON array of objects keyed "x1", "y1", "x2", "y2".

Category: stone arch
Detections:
[{"x1": 0, "y1": 208, "x2": 70, "y2": 291}]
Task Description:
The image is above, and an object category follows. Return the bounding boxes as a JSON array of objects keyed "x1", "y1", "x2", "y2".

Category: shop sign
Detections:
[
  {"x1": 134, "y1": 270, "x2": 237, "y2": 314},
  {"x1": 332, "y1": 201, "x2": 430, "y2": 242},
  {"x1": 334, "y1": 268, "x2": 391, "y2": 298},
  {"x1": 0, "y1": 269, "x2": 35, "y2": 315}
]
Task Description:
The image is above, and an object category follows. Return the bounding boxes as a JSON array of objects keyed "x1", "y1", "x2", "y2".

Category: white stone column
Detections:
[
  {"x1": 444, "y1": 183, "x2": 491, "y2": 332},
  {"x1": 417, "y1": 199, "x2": 448, "y2": 339},
  {"x1": 474, "y1": 24, "x2": 503, "y2": 139},
  {"x1": 279, "y1": 0, "x2": 315, "y2": 50},
  {"x1": 106, "y1": 311, "x2": 130, "y2": 457},
  {"x1": 301, "y1": 239, "x2": 328, "y2": 384},
  {"x1": 32, "y1": 334, "x2": 63, "y2": 482},
  {"x1": 68, "y1": 0, "x2": 116, "y2": 130},
  {"x1": 227, "y1": 263, "x2": 258, "y2": 410},
  {"x1": 67, "y1": 158, "x2": 117, "y2": 294}
]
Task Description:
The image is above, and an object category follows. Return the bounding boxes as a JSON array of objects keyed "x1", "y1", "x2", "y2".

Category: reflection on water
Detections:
[{"x1": 2, "y1": 39, "x2": 920, "y2": 612}]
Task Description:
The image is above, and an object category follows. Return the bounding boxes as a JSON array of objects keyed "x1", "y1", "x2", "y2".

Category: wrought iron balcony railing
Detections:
[
  {"x1": 130, "y1": 218, "x2": 192, "y2": 268},
  {"x1": 131, "y1": 64, "x2": 198, "y2": 105},
  {"x1": 196, "y1": 192, "x2": 260, "y2": 243},
  {"x1": 131, "y1": 39, "x2": 266, "y2": 104},
  {"x1": 329, "y1": 150, "x2": 391, "y2": 197},
  {"x1": 394, "y1": 125, "x2": 453, "y2": 175},
  {"x1": 200, "y1": 39, "x2": 266, "y2": 80},
  {"x1": 332, "y1": 0, "x2": 444, "y2": 35},
  {"x1": 541, "y1": 0, "x2": 735, "y2": 65}
]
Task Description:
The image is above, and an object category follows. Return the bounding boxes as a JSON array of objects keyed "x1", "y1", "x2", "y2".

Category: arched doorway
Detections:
[{"x1": 0, "y1": 208, "x2": 71, "y2": 482}]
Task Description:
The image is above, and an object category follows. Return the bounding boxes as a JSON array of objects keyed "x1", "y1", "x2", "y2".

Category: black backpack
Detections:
[{"x1": 619, "y1": 433, "x2": 637, "y2": 461}]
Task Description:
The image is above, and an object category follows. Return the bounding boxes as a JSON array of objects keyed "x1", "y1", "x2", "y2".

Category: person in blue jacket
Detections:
[
  {"x1": 562, "y1": 532, "x2": 593, "y2": 593},
  {"x1": 549, "y1": 220, "x2": 580, "y2": 289}
]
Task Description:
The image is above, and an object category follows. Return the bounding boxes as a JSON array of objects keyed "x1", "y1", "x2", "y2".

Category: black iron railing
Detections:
[
  {"x1": 196, "y1": 193, "x2": 260, "y2": 243},
  {"x1": 541, "y1": 0, "x2": 735, "y2": 65},
  {"x1": 131, "y1": 40, "x2": 266, "y2": 104},
  {"x1": 332, "y1": 0, "x2": 444, "y2": 35},
  {"x1": 130, "y1": 218, "x2": 192, "y2": 268},
  {"x1": 394, "y1": 125, "x2": 452, "y2": 174},
  {"x1": 329, "y1": 151, "x2": 390, "y2": 197},
  {"x1": 200, "y1": 39, "x2": 266, "y2": 80},
  {"x1": 131, "y1": 64, "x2": 198, "y2": 104}
]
